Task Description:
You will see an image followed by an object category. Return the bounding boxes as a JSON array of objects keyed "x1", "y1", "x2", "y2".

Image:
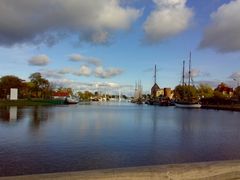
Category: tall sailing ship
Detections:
[
  {"x1": 131, "y1": 81, "x2": 143, "y2": 104},
  {"x1": 175, "y1": 52, "x2": 201, "y2": 108}
]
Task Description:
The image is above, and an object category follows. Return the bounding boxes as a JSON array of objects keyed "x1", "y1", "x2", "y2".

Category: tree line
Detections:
[
  {"x1": 0, "y1": 72, "x2": 53, "y2": 99},
  {"x1": 174, "y1": 83, "x2": 240, "y2": 104}
]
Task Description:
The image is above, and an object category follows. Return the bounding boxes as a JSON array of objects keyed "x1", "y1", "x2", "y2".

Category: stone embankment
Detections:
[{"x1": 1, "y1": 160, "x2": 240, "y2": 180}]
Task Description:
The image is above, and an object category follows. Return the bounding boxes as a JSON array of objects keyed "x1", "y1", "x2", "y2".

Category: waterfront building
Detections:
[
  {"x1": 215, "y1": 82, "x2": 234, "y2": 97},
  {"x1": 53, "y1": 92, "x2": 70, "y2": 100},
  {"x1": 164, "y1": 88, "x2": 173, "y2": 99},
  {"x1": 151, "y1": 65, "x2": 161, "y2": 98}
]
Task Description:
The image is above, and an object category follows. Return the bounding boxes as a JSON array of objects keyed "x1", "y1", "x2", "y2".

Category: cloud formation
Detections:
[
  {"x1": 73, "y1": 65, "x2": 92, "y2": 77},
  {"x1": 199, "y1": 0, "x2": 240, "y2": 53},
  {"x1": 229, "y1": 72, "x2": 240, "y2": 81},
  {"x1": 95, "y1": 66, "x2": 123, "y2": 78},
  {"x1": 28, "y1": 54, "x2": 50, "y2": 66},
  {"x1": 41, "y1": 69, "x2": 63, "y2": 79},
  {"x1": 69, "y1": 54, "x2": 101, "y2": 66},
  {"x1": 143, "y1": 0, "x2": 193, "y2": 44},
  {"x1": 51, "y1": 78, "x2": 132, "y2": 93},
  {"x1": 42, "y1": 65, "x2": 123, "y2": 79},
  {"x1": 0, "y1": 0, "x2": 141, "y2": 46},
  {"x1": 185, "y1": 68, "x2": 210, "y2": 79}
]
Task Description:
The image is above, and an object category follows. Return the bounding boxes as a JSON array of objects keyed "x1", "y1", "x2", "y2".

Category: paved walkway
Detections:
[{"x1": 1, "y1": 160, "x2": 240, "y2": 180}]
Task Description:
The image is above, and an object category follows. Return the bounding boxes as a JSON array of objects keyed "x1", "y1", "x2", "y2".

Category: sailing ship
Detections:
[
  {"x1": 175, "y1": 52, "x2": 201, "y2": 108},
  {"x1": 131, "y1": 81, "x2": 143, "y2": 104}
]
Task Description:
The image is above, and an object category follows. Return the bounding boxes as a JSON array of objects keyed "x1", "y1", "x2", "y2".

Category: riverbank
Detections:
[
  {"x1": 1, "y1": 160, "x2": 240, "y2": 180},
  {"x1": 202, "y1": 104, "x2": 240, "y2": 111},
  {"x1": 0, "y1": 99, "x2": 65, "y2": 106}
]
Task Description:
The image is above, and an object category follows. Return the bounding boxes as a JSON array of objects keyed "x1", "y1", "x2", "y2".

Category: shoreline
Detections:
[
  {"x1": 0, "y1": 99, "x2": 65, "y2": 106},
  {"x1": 1, "y1": 160, "x2": 240, "y2": 179},
  {"x1": 202, "y1": 104, "x2": 240, "y2": 111},
  {"x1": 1, "y1": 100, "x2": 240, "y2": 112}
]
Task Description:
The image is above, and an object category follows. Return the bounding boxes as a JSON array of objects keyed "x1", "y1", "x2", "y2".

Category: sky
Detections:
[{"x1": 1, "y1": 0, "x2": 240, "y2": 95}]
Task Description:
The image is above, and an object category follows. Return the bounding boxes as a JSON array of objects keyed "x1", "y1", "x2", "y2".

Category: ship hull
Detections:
[{"x1": 175, "y1": 102, "x2": 201, "y2": 108}]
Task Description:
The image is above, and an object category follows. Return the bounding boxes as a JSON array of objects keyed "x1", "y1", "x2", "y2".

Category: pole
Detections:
[
  {"x1": 154, "y1": 64, "x2": 157, "y2": 84},
  {"x1": 188, "y1": 52, "x2": 191, "y2": 86},
  {"x1": 182, "y1": 60, "x2": 185, "y2": 86}
]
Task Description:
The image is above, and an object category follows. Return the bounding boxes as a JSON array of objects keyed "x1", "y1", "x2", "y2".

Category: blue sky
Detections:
[{"x1": 0, "y1": 0, "x2": 240, "y2": 95}]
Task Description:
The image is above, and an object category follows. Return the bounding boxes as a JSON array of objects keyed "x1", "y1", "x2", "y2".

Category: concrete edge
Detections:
[{"x1": 1, "y1": 160, "x2": 240, "y2": 180}]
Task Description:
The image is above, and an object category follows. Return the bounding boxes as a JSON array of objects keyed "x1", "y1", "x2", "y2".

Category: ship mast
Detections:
[
  {"x1": 154, "y1": 64, "x2": 157, "y2": 84},
  {"x1": 182, "y1": 60, "x2": 185, "y2": 86},
  {"x1": 188, "y1": 52, "x2": 192, "y2": 86}
]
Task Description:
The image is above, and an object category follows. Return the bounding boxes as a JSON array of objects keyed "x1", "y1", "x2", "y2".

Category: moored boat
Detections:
[
  {"x1": 175, "y1": 101, "x2": 201, "y2": 108},
  {"x1": 64, "y1": 96, "x2": 79, "y2": 104},
  {"x1": 175, "y1": 52, "x2": 201, "y2": 108}
]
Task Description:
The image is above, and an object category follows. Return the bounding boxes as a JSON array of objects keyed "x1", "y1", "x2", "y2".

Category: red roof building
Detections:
[
  {"x1": 52, "y1": 92, "x2": 70, "y2": 99},
  {"x1": 215, "y1": 83, "x2": 234, "y2": 96}
]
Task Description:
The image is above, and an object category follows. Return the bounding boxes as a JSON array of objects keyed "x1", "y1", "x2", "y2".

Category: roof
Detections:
[
  {"x1": 151, "y1": 83, "x2": 160, "y2": 91},
  {"x1": 53, "y1": 92, "x2": 70, "y2": 97},
  {"x1": 215, "y1": 83, "x2": 233, "y2": 93}
]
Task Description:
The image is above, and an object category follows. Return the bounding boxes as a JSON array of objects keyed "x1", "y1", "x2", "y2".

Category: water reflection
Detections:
[
  {"x1": 0, "y1": 106, "x2": 23, "y2": 123},
  {"x1": 30, "y1": 106, "x2": 53, "y2": 129},
  {"x1": 1, "y1": 104, "x2": 240, "y2": 177}
]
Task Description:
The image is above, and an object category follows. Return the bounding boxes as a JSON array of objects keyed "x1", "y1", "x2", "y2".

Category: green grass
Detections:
[{"x1": 0, "y1": 99, "x2": 65, "y2": 106}]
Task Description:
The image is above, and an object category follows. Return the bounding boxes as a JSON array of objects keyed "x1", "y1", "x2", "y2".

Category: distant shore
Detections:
[
  {"x1": 1, "y1": 160, "x2": 240, "y2": 180},
  {"x1": 1, "y1": 100, "x2": 240, "y2": 112}
]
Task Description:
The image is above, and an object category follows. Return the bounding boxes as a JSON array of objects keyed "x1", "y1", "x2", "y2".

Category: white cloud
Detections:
[
  {"x1": 28, "y1": 54, "x2": 50, "y2": 66},
  {"x1": 185, "y1": 68, "x2": 210, "y2": 79},
  {"x1": 51, "y1": 78, "x2": 132, "y2": 93},
  {"x1": 143, "y1": 0, "x2": 193, "y2": 44},
  {"x1": 69, "y1": 54, "x2": 101, "y2": 66},
  {"x1": 195, "y1": 80, "x2": 220, "y2": 88},
  {"x1": 73, "y1": 65, "x2": 92, "y2": 76},
  {"x1": 0, "y1": 0, "x2": 141, "y2": 46},
  {"x1": 229, "y1": 72, "x2": 240, "y2": 81},
  {"x1": 95, "y1": 66, "x2": 123, "y2": 78},
  {"x1": 58, "y1": 67, "x2": 73, "y2": 74},
  {"x1": 41, "y1": 69, "x2": 63, "y2": 79},
  {"x1": 43, "y1": 65, "x2": 123, "y2": 79},
  {"x1": 199, "y1": 0, "x2": 240, "y2": 52}
]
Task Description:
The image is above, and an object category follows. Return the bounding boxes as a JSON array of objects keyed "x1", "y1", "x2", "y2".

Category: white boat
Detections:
[
  {"x1": 175, "y1": 102, "x2": 201, "y2": 108},
  {"x1": 65, "y1": 96, "x2": 79, "y2": 104}
]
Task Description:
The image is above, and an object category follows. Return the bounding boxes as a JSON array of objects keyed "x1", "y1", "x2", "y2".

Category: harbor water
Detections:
[{"x1": 0, "y1": 102, "x2": 240, "y2": 176}]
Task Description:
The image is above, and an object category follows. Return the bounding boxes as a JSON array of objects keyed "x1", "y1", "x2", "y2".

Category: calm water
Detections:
[{"x1": 1, "y1": 103, "x2": 240, "y2": 176}]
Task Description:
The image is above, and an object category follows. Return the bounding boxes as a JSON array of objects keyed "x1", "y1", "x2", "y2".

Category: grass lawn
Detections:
[{"x1": 0, "y1": 99, "x2": 65, "y2": 106}]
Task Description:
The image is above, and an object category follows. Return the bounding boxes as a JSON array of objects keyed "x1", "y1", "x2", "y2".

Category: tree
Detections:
[
  {"x1": 234, "y1": 86, "x2": 240, "y2": 100},
  {"x1": 197, "y1": 84, "x2": 214, "y2": 99},
  {"x1": 56, "y1": 87, "x2": 73, "y2": 96},
  {"x1": 29, "y1": 72, "x2": 52, "y2": 98},
  {"x1": 0, "y1": 75, "x2": 24, "y2": 99},
  {"x1": 174, "y1": 85, "x2": 198, "y2": 100},
  {"x1": 77, "y1": 91, "x2": 93, "y2": 101}
]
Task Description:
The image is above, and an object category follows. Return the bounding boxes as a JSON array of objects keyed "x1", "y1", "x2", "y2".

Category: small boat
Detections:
[
  {"x1": 64, "y1": 96, "x2": 79, "y2": 104},
  {"x1": 175, "y1": 101, "x2": 201, "y2": 108}
]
